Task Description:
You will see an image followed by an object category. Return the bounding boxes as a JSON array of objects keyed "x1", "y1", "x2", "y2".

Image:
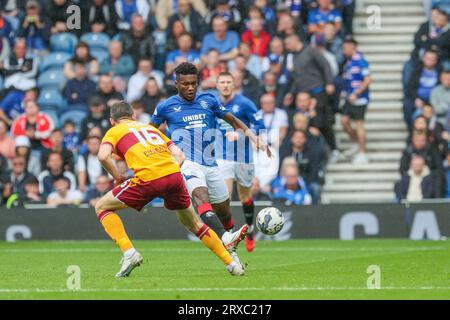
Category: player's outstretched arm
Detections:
[
  {"x1": 222, "y1": 113, "x2": 272, "y2": 158},
  {"x1": 98, "y1": 143, "x2": 124, "y2": 184},
  {"x1": 168, "y1": 144, "x2": 186, "y2": 167}
]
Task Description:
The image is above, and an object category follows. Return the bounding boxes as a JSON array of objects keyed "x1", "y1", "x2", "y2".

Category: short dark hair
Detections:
[
  {"x1": 110, "y1": 101, "x2": 134, "y2": 121},
  {"x1": 174, "y1": 62, "x2": 198, "y2": 78}
]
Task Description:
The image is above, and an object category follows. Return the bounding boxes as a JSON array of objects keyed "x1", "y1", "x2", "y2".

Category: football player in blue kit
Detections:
[
  {"x1": 216, "y1": 72, "x2": 266, "y2": 252},
  {"x1": 151, "y1": 63, "x2": 271, "y2": 264}
]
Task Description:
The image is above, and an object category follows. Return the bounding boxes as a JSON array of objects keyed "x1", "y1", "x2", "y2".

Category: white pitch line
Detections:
[
  {"x1": 0, "y1": 246, "x2": 447, "y2": 254},
  {"x1": 0, "y1": 287, "x2": 450, "y2": 293}
]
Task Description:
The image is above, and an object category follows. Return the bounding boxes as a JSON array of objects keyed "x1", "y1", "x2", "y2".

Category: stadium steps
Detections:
[{"x1": 321, "y1": 0, "x2": 422, "y2": 204}]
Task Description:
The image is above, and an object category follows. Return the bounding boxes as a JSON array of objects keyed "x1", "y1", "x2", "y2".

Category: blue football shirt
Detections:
[{"x1": 152, "y1": 93, "x2": 228, "y2": 167}]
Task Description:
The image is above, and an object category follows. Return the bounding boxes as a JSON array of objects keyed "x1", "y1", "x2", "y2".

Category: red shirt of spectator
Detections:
[
  {"x1": 241, "y1": 18, "x2": 271, "y2": 57},
  {"x1": 11, "y1": 100, "x2": 54, "y2": 149}
]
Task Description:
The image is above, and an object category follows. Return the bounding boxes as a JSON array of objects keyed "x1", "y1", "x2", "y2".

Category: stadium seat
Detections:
[
  {"x1": 90, "y1": 48, "x2": 109, "y2": 63},
  {"x1": 81, "y1": 32, "x2": 111, "y2": 51},
  {"x1": 50, "y1": 32, "x2": 78, "y2": 54},
  {"x1": 37, "y1": 70, "x2": 67, "y2": 91},
  {"x1": 40, "y1": 52, "x2": 72, "y2": 73},
  {"x1": 38, "y1": 90, "x2": 67, "y2": 110},
  {"x1": 59, "y1": 109, "x2": 88, "y2": 129}
]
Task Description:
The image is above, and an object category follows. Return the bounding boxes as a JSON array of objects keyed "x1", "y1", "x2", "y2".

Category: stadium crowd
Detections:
[
  {"x1": 0, "y1": 0, "x2": 366, "y2": 208},
  {"x1": 396, "y1": 0, "x2": 450, "y2": 202}
]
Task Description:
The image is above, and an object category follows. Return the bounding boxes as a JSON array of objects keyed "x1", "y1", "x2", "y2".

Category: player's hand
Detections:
[
  {"x1": 349, "y1": 93, "x2": 358, "y2": 104},
  {"x1": 326, "y1": 84, "x2": 335, "y2": 95},
  {"x1": 114, "y1": 175, "x2": 128, "y2": 187},
  {"x1": 225, "y1": 131, "x2": 240, "y2": 142}
]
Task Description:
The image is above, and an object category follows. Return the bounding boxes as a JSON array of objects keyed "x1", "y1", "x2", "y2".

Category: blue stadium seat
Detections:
[
  {"x1": 38, "y1": 90, "x2": 67, "y2": 110},
  {"x1": 81, "y1": 32, "x2": 111, "y2": 51},
  {"x1": 40, "y1": 52, "x2": 72, "y2": 73},
  {"x1": 91, "y1": 48, "x2": 109, "y2": 63},
  {"x1": 37, "y1": 70, "x2": 67, "y2": 91},
  {"x1": 50, "y1": 33, "x2": 78, "y2": 54},
  {"x1": 59, "y1": 109, "x2": 88, "y2": 129}
]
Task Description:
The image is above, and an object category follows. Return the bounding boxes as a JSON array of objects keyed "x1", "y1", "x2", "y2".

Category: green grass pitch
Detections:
[{"x1": 0, "y1": 240, "x2": 449, "y2": 300}]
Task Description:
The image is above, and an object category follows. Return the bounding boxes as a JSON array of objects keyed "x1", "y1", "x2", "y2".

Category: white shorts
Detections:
[
  {"x1": 181, "y1": 160, "x2": 229, "y2": 204},
  {"x1": 217, "y1": 159, "x2": 255, "y2": 188}
]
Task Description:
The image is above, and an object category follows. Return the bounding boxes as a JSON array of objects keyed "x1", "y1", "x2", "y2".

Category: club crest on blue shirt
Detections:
[
  {"x1": 200, "y1": 100, "x2": 209, "y2": 109},
  {"x1": 232, "y1": 104, "x2": 240, "y2": 113}
]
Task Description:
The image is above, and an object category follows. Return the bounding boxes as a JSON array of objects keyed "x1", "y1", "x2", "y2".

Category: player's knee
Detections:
[{"x1": 94, "y1": 200, "x2": 105, "y2": 216}]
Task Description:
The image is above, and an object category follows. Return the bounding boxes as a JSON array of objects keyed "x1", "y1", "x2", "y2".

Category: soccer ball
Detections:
[{"x1": 256, "y1": 207, "x2": 285, "y2": 236}]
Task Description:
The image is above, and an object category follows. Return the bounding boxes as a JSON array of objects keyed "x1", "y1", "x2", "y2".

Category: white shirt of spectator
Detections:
[
  {"x1": 262, "y1": 108, "x2": 288, "y2": 147},
  {"x1": 126, "y1": 70, "x2": 164, "y2": 103},
  {"x1": 47, "y1": 189, "x2": 83, "y2": 204},
  {"x1": 77, "y1": 154, "x2": 103, "y2": 187}
]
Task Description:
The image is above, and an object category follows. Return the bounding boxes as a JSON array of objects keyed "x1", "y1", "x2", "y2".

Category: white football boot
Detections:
[
  {"x1": 115, "y1": 251, "x2": 144, "y2": 278},
  {"x1": 226, "y1": 261, "x2": 245, "y2": 276}
]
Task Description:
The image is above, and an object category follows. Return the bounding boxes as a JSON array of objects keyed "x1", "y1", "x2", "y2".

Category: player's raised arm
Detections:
[
  {"x1": 222, "y1": 112, "x2": 272, "y2": 158},
  {"x1": 98, "y1": 142, "x2": 124, "y2": 185}
]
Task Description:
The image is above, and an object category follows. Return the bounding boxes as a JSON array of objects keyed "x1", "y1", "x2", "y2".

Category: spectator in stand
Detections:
[
  {"x1": 0, "y1": 33, "x2": 11, "y2": 63},
  {"x1": 0, "y1": 87, "x2": 38, "y2": 127},
  {"x1": 405, "y1": 49, "x2": 441, "y2": 129},
  {"x1": 46, "y1": 176, "x2": 83, "y2": 206},
  {"x1": 11, "y1": 100, "x2": 54, "y2": 150},
  {"x1": 287, "y1": 92, "x2": 320, "y2": 135},
  {"x1": 79, "y1": 96, "x2": 110, "y2": 142},
  {"x1": 227, "y1": 42, "x2": 262, "y2": 81},
  {"x1": 155, "y1": 0, "x2": 207, "y2": 31},
  {"x1": 260, "y1": 93, "x2": 289, "y2": 148},
  {"x1": 410, "y1": 6, "x2": 450, "y2": 64},
  {"x1": 40, "y1": 128, "x2": 74, "y2": 173},
  {"x1": 279, "y1": 130, "x2": 324, "y2": 204},
  {"x1": 284, "y1": 34, "x2": 336, "y2": 155},
  {"x1": 241, "y1": 17, "x2": 271, "y2": 57},
  {"x1": 200, "y1": 48, "x2": 226, "y2": 91},
  {"x1": 165, "y1": 32, "x2": 200, "y2": 77},
  {"x1": 253, "y1": 0, "x2": 277, "y2": 34},
  {"x1": 414, "y1": 109, "x2": 448, "y2": 157},
  {"x1": 1, "y1": 154, "x2": 36, "y2": 200},
  {"x1": 62, "y1": 120, "x2": 80, "y2": 153},
  {"x1": 341, "y1": 36, "x2": 372, "y2": 164},
  {"x1": 16, "y1": 0, "x2": 49, "y2": 53},
  {"x1": 271, "y1": 157, "x2": 312, "y2": 206},
  {"x1": 430, "y1": 69, "x2": 450, "y2": 125},
  {"x1": 97, "y1": 74, "x2": 124, "y2": 108},
  {"x1": 14, "y1": 135, "x2": 41, "y2": 177},
  {"x1": 140, "y1": 77, "x2": 164, "y2": 115},
  {"x1": 200, "y1": 15, "x2": 239, "y2": 63},
  {"x1": 0, "y1": 39, "x2": 38, "y2": 95},
  {"x1": 131, "y1": 101, "x2": 150, "y2": 124},
  {"x1": 230, "y1": 54, "x2": 260, "y2": 96},
  {"x1": 115, "y1": 0, "x2": 151, "y2": 31},
  {"x1": 311, "y1": 33, "x2": 339, "y2": 77},
  {"x1": 20, "y1": 175, "x2": 44, "y2": 204},
  {"x1": 84, "y1": 0, "x2": 118, "y2": 36},
  {"x1": 64, "y1": 42, "x2": 100, "y2": 80},
  {"x1": 165, "y1": 19, "x2": 187, "y2": 53},
  {"x1": 251, "y1": 177, "x2": 272, "y2": 201},
  {"x1": 323, "y1": 22, "x2": 344, "y2": 66},
  {"x1": 121, "y1": 14, "x2": 155, "y2": 65},
  {"x1": 63, "y1": 62, "x2": 97, "y2": 107},
  {"x1": 46, "y1": 0, "x2": 74, "y2": 35},
  {"x1": 166, "y1": 0, "x2": 206, "y2": 46},
  {"x1": 231, "y1": 69, "x2": 261, "y2": 104},
  {"x1": 0, "y1": 118, "x2": 15, "y2": 160},
  {"x1": 38, "y1": 151, "x2": 77, "y2": 197},
  {"x1": 100, "y1": 40, "x2": 136, "y2": 83},
  {"x1": 340, "y1": 0, "x2": 355, "y2": 35},
  {"x1": 395, "y1": 154, "x2": 436, "y2": 201},
  {"x1": 291, "y1": 112, "x2": 326, "y2": 147},
  {"x1": 261, "y1": 36, "x2": 285, "y2": 73},
  {"x1": 307, "y1": 0, "x2": 342, "y2": 35},
  {"x1": 0, "y1": 8, "x2": 14, "y2": 46},
  {"x1": 0, "y1": 153, "x2": 10, "y2": 204},
  {"x1": 83, "y1": 174, "x2": 112, "y2": 207},
  {"x1": 400, "y1": 130, "x2": 444, "y2": 188},
  {"x1": 205, "y1": 0, "x2": 242, "y2": 33},
  {"x1": 276, "y1": 10, "x2": 304, "y2": 40},
  {"x1": 263, "y1": 54, "x2": 290, "y2": 107},
  {"x1": 76, "y1": 135, "x2": 104, "y2": 192},
  {"x1": 127, "y1": 58, "x2": 164, "y2": 103}
]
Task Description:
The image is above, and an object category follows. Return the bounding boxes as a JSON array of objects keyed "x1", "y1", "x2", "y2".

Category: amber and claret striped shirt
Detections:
[{"x1": 101, "y1": 120, "x2": 180, "y2": 182}]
